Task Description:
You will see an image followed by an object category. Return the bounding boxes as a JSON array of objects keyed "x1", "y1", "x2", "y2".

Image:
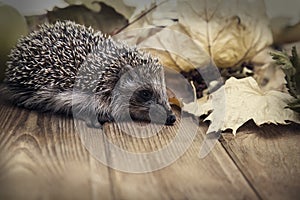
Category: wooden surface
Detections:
[
  {"x1": 0, "y1": 98, "x2": 299, "y2": 200},
  {"x1": 1, "y1": 4, "x2": 300, "y2": 200}
]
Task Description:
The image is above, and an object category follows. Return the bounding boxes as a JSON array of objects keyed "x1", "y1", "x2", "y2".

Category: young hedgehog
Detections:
[{"x1": 4, "y1": 21, "x2": 176, "y2": 127}]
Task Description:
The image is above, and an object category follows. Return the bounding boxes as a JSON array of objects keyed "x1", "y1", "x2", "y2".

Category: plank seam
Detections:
[{"x1": 219, "y1": 138, "x2": 263, "y2": 200}]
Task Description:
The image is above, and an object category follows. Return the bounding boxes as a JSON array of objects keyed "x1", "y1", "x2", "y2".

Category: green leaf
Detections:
[
  {"x1": 271, "y1": 46, "x2": 300, "y2": 114},
  {"x1": 270, "y1": 47, "x2": 299, "y2": 98},
  {"x1": 290, "y1": 46, "x2": 300, "y2": 70}
]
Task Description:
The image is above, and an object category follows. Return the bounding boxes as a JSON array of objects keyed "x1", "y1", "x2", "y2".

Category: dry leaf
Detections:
[
  {"x1": 182, "y1": 81, "x2": 210, "y2": 115},
  {"x1": 178, "y1": 0, "x2": 273, "y2": 69},
  {"x1": 251, "y1": 48, "x2": 288, "y2": 93},
  {"x1": 118, "y1": 0, "x2": 273, "y2": 72},
  {"x1": 254, "y1": 63, "x2": 287, "y2": 92},
  {"x1": 65, "y1": 0, "x2": 101, "y2": 11},
  {"x1": 123, "y1": 0, "x2": 157, "y2": 22},
  {"x1": 2, "y1": 0, "x2": 136, "y2": 19},
  {"x1": 39, "y1": 4, "x2": 127, "y2": 35},
  {"x1": 115, "y1": 24, "x2": 210, "y2": 72},
  {"x1": 64, "y1": 0, "x2": 135, "y2": 18},
  {"x1": 95, "y1": 0, "x2": 135, "y2": 19},
  {"x1": 183, "y1": 77, "x2": 300, "y2": 135}
]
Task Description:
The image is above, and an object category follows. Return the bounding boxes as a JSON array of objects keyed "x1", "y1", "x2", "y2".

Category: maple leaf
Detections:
[
  {"x1": 116, "y1": 0, "x2": 273, "y2": 72},
  {"x1": 183, "y1": 77, "x2": 300, "y2": 135}
]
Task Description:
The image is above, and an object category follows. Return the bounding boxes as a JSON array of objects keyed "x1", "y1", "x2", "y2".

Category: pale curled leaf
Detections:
[
  {"x1": 254, "y1": 63, "x2": 287, "y2": 93},
  {"x1": 182, "y1": 80, "x2": 218, "y2": 118},
  {"x1": 178, "y1": 0, "x2": 273, "y2": 69},
  {"x1": 66, "y1": 0, "x2": 160, "y2": 22},
  {"x1": 65, "y1": 0, "x2": 135, "y2": 17},
  {"x1": 123, "y1": 0, "x2": 157, "y2": 23},
  {"x1": 114, "y1": 0, "x2": 209, "y2": 72},
  {"x1": 182, "y1": 94, "x2": 210, "y2": 117},
  {"x1": 118, "y1": 0, "x2": 273, "y2": 72},
  {"x1": 0, "y1": 0, "x2": 134, "y2": 16},
  {"x1": 183, "y1": 77, "x2": 300, "y2": 135},
  {"x1": 116, "y1": 24, "x2": 210, "y2": 72},
  {"x1": 251, "y1": 48, "x2": 288, "y2": 93},
  {"x1": 65, "y1": 0, "x2": 101, "y2": 11}
]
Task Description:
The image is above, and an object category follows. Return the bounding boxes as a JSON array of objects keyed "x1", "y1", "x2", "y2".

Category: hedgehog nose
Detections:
[{"x1": 165, "y1": 114, "x2": 176, "y2": 125}]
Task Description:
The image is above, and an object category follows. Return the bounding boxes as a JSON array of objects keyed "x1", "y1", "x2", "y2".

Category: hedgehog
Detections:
[{"x1": 4, "y1": 21, "x2": 176, "y2": 127}]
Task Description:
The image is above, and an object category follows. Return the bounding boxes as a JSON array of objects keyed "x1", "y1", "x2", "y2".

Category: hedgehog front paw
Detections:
[
  {"x1": 86, "y1": 117, "x2": 103, "y2": 128},
  {"x1": 99, "y1": 117, "x2": 114, "y2": 126},
  {"x1": 85, "y1": 115, "x2": 113, "y2": 128}
]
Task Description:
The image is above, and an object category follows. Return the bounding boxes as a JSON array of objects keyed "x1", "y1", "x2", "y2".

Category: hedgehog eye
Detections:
[{"x1": 139, "y1": 90, "x2": 153, "y2": 101}]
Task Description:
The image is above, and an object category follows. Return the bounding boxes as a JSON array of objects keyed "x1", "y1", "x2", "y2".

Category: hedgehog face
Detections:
[
  {"x1": 111, "y1": 64, "x2": 176, "y2": 125},
  {"x1": 128, "y1": 85, "x2": 176, "y2": 125}
]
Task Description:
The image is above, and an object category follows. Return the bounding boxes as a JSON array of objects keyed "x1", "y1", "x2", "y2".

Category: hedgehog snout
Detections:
[
  {"x1": 165, "y1": 113, "x2": 176, "y2": 125},
  {"x1": 164, "y1": 107, "x2": 176, "y2": 126}
]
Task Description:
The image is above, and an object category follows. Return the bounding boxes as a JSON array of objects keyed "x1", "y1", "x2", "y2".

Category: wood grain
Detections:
[
  {"x1": 221, "y1": 121, "x2": 300, "y2": 200},
  {"x1": 105, "y1": 123, "x2": 258, "y2": 200},
  {"x1": 0, "y1": 100, "x2": 113, "y2": 200},
  {"x1": 0, "y1": 100, "x2": 258, "y2": 200},
  {"x1": 1, "y1": 4, "x2": 300, "y2": 199}
]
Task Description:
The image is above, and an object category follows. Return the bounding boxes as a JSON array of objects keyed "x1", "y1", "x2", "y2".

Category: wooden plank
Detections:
[
  {"x1": 0, "y1": 100, "x2": 258, "y2": 200},
  {"x1": 95, "y1": 112, "x2": 258, "y2": 200},
  {"x1": 1, "y1": 3, "x2": 298, "y2": 200},
  {"x1": 0, "y1": 100, "x2": 113, "y2": 200},
  {"x1": 221, "y1": 122, "x2": 300, "y2": 200}
]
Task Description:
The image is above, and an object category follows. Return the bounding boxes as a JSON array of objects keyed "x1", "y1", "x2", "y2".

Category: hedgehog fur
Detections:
[{"x1": 4, "y1": 21, "x2": 176, "y2": 127}]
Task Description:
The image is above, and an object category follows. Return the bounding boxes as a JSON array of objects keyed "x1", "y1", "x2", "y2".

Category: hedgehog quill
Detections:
[{"x1": 4, "y1": 21, "x2": 176, "y2": 127}]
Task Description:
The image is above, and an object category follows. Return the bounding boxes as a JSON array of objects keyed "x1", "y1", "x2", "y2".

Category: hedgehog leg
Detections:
[
  {"x1": 62, "y1": 90, "x2": 113, "y2": 128},
  {"x1": 84, "y1": 114, "x2": 103, "y2": 128},
  {"x1": 44, "y1": 89, "x2": 103, "y2": 128},
  {"x1": 56, "y1": 90, "x2": 110, "y2": 128}
]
